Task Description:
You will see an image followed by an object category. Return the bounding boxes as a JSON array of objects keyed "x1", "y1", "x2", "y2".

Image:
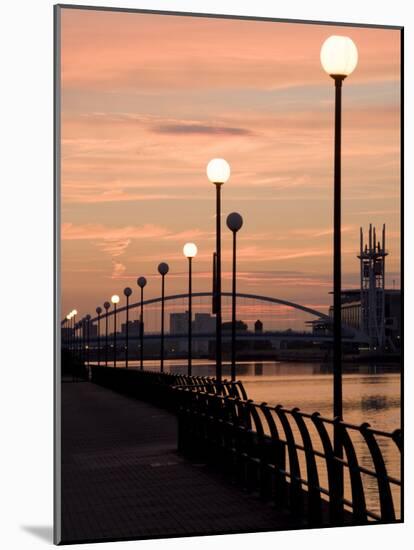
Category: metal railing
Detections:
[
  {"x1": 90, "y1": 366, "x2": 246, "y2": 409},
  {"x1": 174, "y1": 383, "x2": 402, "y2": 527},
  {"x1": 90, "y1": 366, "x2": 401, "y2": 527}
]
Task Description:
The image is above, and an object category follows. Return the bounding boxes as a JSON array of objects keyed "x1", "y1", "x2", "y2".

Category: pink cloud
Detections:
[
  {"x1": 95, "y1": 238, "x2": 131, "y2": 258},
  {"x1": 61, "y1": 222, "x2": 169, "y2": 241},
  {"x1": 111, "y1": 262, "x2": 126, "y2": 279}
]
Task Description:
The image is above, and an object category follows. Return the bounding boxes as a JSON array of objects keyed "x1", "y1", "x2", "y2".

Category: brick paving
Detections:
[{"x1": 60, "y1": 382, "x2": 302, "y2": 544}]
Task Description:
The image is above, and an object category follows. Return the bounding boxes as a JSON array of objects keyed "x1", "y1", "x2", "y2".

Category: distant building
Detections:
[
  {"x1": 121, "y1": 320, "x2": 142, "y2": 335},
  {"x1": 358, "y1": 224, "x2": 388, "y2": 348},
  {"x1": 324, "y1": 224, "x2": 401, "y2": 351},
  {"x1": 222, "y1": 320, "x2": 248, "y2": 332},
  {"x1": 327, "y1": 288, "x2": 401, "y2": 350},
  {"x1": 254, "y1": 320, "x2": 263, "y2": 333},
  {"x1": 170, "y1": 312, "x2": 189, "y2": 334},
  {"x1": 193, "y1": 313, "x2": 215, "y2": 334},
  {"x1": 193, "y1": 313, "x2": 215, "y2": 355},
  {"x1": 89, "y1": 323, "x2": 98, "y2": 338},
  {"x1": 169, "y1": 312, "x2": 216, "y2": 355},
  {"x1": 169, "y1": 312, "x2": 189, "y2": 354}
]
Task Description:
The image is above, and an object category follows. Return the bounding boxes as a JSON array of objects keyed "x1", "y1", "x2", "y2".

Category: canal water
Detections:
[{"x1": 112, "y1": 359, "x2": 402, "y2": 518}]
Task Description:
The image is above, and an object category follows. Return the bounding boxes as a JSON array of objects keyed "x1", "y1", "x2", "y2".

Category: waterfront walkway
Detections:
[{"x1": 61, "y1": 381, "x2": 302, "y2": 543}]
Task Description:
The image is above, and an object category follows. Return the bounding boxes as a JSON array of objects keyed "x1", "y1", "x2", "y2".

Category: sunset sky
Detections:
[{"x1": 60, "y1": 8, "x2": 401, "y2": 324}]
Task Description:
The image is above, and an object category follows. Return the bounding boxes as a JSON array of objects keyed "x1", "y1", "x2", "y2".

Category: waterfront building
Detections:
[{"x1": 170, "y1": 311, "x2": 189, "y2": 334}]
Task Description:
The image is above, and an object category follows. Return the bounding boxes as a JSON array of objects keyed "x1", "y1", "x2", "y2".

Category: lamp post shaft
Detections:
[
  {"x1": 333, "y1": 76, "x2": 343, "y2": 421},
  {"x1": 69, "y1": 318, "x2": 72, "y2": 353},
  {"x1": 105, "y1": 314, "x2": 108, "y2": 366},
  {"x1": 114, "y1": 304, "x2": 117, "y2": 368},
  {"x1": 215, "y1": 183, "x2": 222, "y2": 383},
  {"x1": 231, "y1": 231, "x2": 237, "y2": 382},
  {"x1": 125, "y1": 296, "x2": 129, "y2": 368},
  {"x1": 140, "y1": 287, "x2": 144, "y2": 370},
  {"x1": 73, "y1": 316, "x2": 76, "y2": 357},
  {"x1": 82, "y1": 319, "x2": 86, "y2": 365},
  {"x1": 160, "y1": 274, "x2": 165, "y2": 373},
  {"x1": 332, "y1": 76, "x2": 345, "y2": 522},
  {"x1": 188, "y1": 257, "x2": 192, "y2": 377},
  {"x1": 86, "y1": 319, "x2": 90, "y2": 368},
  {"x1": 97, "y1": 315, "x2": 100, "y2": 366}
]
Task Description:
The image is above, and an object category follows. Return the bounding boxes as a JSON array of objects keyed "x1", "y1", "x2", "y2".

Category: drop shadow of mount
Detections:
[{"x1": 21, "y1": 525, "x2": 53, "y2": 543}]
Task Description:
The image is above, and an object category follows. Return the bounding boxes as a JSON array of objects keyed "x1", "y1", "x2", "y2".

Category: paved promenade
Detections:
[{"x1": 61, "y1": 381, "x2": 302, "y2": 543}]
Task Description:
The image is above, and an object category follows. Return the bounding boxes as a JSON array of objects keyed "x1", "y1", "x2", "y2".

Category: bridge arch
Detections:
[
  {"x1": 89, "y1": 291, "x2": 329, "y2": 323},
  {"x1": 86, "y1": 291, "x2": 368, "y2": 342}
]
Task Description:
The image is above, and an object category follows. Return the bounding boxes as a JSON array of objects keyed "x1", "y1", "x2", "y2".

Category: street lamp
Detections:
[
  {"x1": 67, "y1": 310, "x2": 76, "y2": 355},
  {"x1": 71, "y1": 310, "x2": 77, "y2": 356},
  {"x1": 207, "y1": 158, "x2": 230, "y2": 383},
  {"x1": 158, "y1": 262, "x2": 169, "y2": 373},
  {"x1": 123, "y1": 287, "x2": 133, "y2": 368},
  {"x1": 77, "y1": 321, "x2": 82, "y2": 360},
  {"x1": 80, "y1": 317, "x2": 86, "y2": 365},
  {"x1": 321, "y1": 35, "x2": 358, "y2": 422},
  {"x1": 137, "y1": 276, "x2": 147, "y2": 370},
  {"x1": 96, "y1": 306, "x2": 102, "y2": 366},
  {"x1": 85, "y1": 314, "x2": 91, "y2": 369},
  {"x1": 104, "y1": 301, "x2": 110, "y2": 366},
  {"x1": 65, "y1": 313, "x2": 71, "y2": 351},
  {"x1": 183, "y1": 243, "x2": 198, "y2": 376},
  {"x1": 111, "y1": 294, "x2": 120, "y2": 367},
  {"x1": 226, "y1": 212, "x2": 243, "y2": 382},
  {"x1": 73, "y1": 321, "x2": 78, "y2": 360}
]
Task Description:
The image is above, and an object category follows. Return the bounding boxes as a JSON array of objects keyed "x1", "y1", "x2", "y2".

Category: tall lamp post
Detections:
[
  {"x1": 81, "y1": 317, "x2": 86, "y2": 365},
  {"x1": 207, "y1": 158, "x2": 231, "y2": 383},
  {"x1": 85, "y1": 314, "x2": 91, "y2": 369},
  {"x1": 111, "y1": 295, "x2": 120, "y2": 367},
  {"x1": 67, "y1": 314, "x2": 72, "y2": 352},
  {"x1": 74, "y1": 322, "x2": 78, "y2": 360},
  {"x1": 183, "y1": 243, "x2": 198, "y2": 376},
  {"x1": 65, "y1": 314, "x2": 71, "y2": 352},
  {"x1": 226, "y1": 212, "x2": 243, "y2": 382},
  {"x1": 320, "y1": 35, "x2": 358, "y2": 422},
  {"x1": 123, "y1": 287, "x2": 133, "y2": 368},
  {"x1": 96, "y1": 307, "x2": 102, "y2": 366},
  {"x1": 158, "y1": 262, "x2": 169, "y2": 373},
  {"x1": 77, "y1": 321, "x2": 82, "y2": 360},
  {"x1": 137, "y1": 276, "x2": 147, "y2": 370},
  {"x1": 71, "y1": 310, "x2": 77, "y2": 356},
  {"x1": 104, "y1": 301, "x2": 110, "y2": 366},
  {"x1": 321, "y1": 37, "x2": 358, "y2": 518}
]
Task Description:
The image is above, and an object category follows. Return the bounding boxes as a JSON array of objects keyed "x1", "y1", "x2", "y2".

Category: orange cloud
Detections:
[
  {"x1": 111, "y1": 261, "x2": 126, "y2": 279},
  {"x1": 61, "y1": 223, "x2": 169, "y2": 241}
]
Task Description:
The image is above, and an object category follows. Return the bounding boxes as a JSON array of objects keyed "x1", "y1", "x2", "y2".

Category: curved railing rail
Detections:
[{"x1": 173, "y1": 384, "x2": 402, "y2": 527}]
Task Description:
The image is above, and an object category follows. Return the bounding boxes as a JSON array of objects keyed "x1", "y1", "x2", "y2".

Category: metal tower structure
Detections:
[{"x1": 358, "y1": 224, "x2": 388, "y2": 350}]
